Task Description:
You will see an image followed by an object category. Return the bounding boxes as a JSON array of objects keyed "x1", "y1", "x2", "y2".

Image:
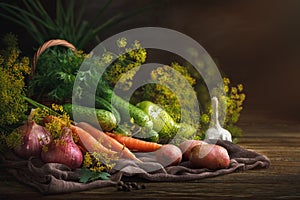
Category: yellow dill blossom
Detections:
[
  {"x1": 224, "y1": 85, "x2": 229, "y2": 93},
  {"x1": 238, "y1": 84, "x2": 243, "y2": 92},
  {"x1": 133, "y1": 40, "x2": 141, "y2": 49},
  {"x1": 0, "y1": 33, "x2": 30, "y2": 128},
  {"x1": 200, "y1": 114, "x2": 210, "y2": 124},
  {"x1": 82, "y1": 151, "x2": 115, "y2": 173},
  {"x1": 231, "y1": 87, "x2": 238, "y2": 94},
  {"x1": 223, "y1": 77, "x2": 230, "y2": 85},
  {"x1": 83, "y1": 152, "x2": 93, "y2": 168},
  {"x1": 240, "y1": 93, "x2": 246, "y2": 101},
  {"x1": 118, "y1": 54, "x2": 126, "y2": 61},
  {"x1": 117, "y1": 37, "x2": 127, "y2": 48},
  {"x1": 103, "y1": 40, "x2": 147, "y2": 88},
  {"x1": 31, "y1": 107, "x2": 49, "y2": 125},
  {"x1": 4, "y1": 128, "x2": 22, "y2": 149},
  {"x1": 31, "y1": 107, "x2": 71, "y2": 142},
  {"x1": 51, "y1": 104, "x2": 64, "y2": 113},
  {"x1": 102, "y1": 52, "x2": 113, "y2": 64}
]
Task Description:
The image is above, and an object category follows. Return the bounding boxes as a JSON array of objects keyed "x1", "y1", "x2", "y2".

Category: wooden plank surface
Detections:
[{"x1": 1, "y1": 111, "x2": 300, "y2": 199}]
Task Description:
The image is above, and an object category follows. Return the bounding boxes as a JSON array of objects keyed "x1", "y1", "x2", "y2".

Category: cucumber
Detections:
[
  {"x1": 112, "y1": 95, "x2": 153, "y2": 130},
  {"x1": 132, "y1": 129, "x2": 159, "y2": 143},
  {"x1": 95, "y1": 96, "x2": 121, "y2": 123},
  {"x1": 96, "y1": 82, "x2": 153, "y2": 130},
  {"x1": 63, "y1": 104, "x2": 117, "y2": 132},
  {"x1": 112, "y1": 126, "x2": 130, "y2": 136},
  {"x1": 136, "y1": 101, "x2": 179, "y2": 143}
]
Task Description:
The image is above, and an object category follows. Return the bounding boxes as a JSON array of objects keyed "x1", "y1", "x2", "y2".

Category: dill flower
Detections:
[
  {"x1": 200, "y1": 114, "x2": 210, "y2": 124},
  {"x1": 82, "y1": 152, "x2": 115, "y2": 173},
  {"x1": 103, "y1": 39, "x2": 147, "y2": 89},
  {"x1": 0, "y1": 33, "x2": 30, "y2": 129},
  {"x1": 51, "y1": 104, "x2": 64, "y2": 113},
  {"x1": 101, "y1": 52, "x2": 114, "y2": 64},
  {"x1": 117, "y1": 37, "x2": 127, "y2": 48},
  {"x1": 238, "y1": 84, "x2": 243, "y2": 92}
]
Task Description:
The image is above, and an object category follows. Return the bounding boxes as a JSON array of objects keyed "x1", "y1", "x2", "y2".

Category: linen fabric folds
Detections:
[{"x1": 0, "y1": 140, "x2": 270, "y2": 195}]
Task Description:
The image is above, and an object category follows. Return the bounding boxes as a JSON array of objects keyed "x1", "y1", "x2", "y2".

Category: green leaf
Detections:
[
  {"x1": 0, "y1": 1, "x2": 160, "y2": 49},
  {"x1": 79, "y1": 168, "x2": 111, "y2": 183}
]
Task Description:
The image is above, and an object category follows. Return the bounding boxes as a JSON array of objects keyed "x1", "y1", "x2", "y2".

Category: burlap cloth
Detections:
[{"x1": 0, "y1": 140, "x2": 270, "y2": 195}]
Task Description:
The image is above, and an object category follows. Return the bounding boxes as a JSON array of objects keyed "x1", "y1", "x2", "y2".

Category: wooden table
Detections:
[{"x1": 1, "y1": 111, "x2": 300, "y2": 199}]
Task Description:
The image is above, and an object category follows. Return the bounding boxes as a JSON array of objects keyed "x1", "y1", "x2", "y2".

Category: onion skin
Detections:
[
  {"x1": 14, "y1": 120, "x2": 50, "y2": 159},
  {"x1": 41, "y1": 128, "x2": 83, "y2": 169}
]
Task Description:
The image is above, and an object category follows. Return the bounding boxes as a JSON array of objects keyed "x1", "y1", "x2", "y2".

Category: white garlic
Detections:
[{"x1": 205, "y1": 97, "x2": 232, "y2": 142}]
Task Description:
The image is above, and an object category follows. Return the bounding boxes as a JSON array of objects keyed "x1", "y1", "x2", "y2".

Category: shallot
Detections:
[{"x1": 41, "y1": 127, "x2": 83, "y2": 169}]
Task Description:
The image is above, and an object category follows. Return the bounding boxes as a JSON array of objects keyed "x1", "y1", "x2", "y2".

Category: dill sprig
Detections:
[{"x1": 0, "y1": 33, "x2": 30, "y2": 132}]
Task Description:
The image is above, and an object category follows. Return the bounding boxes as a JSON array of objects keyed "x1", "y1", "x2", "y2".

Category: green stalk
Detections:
[{"x1": 22, "y1": 96, "x2": 59, "y2": 116}]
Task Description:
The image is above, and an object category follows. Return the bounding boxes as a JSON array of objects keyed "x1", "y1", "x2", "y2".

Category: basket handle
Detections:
[{"x1": 31, "y1": 39, "x2": 76, "y2": 78}]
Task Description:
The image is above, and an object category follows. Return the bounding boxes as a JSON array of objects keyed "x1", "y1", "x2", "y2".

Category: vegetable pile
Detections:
[{"x1": 0, "y1": 34, "x2": 245, "y2": 183}]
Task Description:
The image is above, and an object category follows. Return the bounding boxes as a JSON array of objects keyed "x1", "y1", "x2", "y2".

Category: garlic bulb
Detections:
[
  {"x1": 205, "y1": 97, "x2": 232, "y2": 142},
  {"x1": 14, "y1": 120, "x2": 50, "y2": 159}
]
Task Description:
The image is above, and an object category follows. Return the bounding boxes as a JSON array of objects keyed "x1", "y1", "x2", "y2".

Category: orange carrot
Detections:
[
  {"x1": 70, "y1": 125, "x2": 117, "y2": 159},
  {"x1": 106, "y1": 132, "x2": 162, "y2": 152},
  {"x1": 76, "y1": 122, "x2": 141, "y2": 162}
]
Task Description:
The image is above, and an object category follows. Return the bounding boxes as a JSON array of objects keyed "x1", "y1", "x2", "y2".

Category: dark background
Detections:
[{"x1": 1, "y1": 0, "x2": 300, "y2": 120}]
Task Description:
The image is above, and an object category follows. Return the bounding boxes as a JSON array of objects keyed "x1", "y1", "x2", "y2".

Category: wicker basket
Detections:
[
  {"x1": 31, "y1": 39, "x2": 76, "y2": 78},
  {"x1": 30, "y1": 39, "x2": 77, "y2": 106}
]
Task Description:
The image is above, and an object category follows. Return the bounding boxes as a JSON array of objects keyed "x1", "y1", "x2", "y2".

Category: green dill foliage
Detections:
[
  {"x1": 29, "y1": 49, "x2": 86, "y2": 102},
  {"x1": 0, "y1": 33, "x2": 30, "y2": 130}
]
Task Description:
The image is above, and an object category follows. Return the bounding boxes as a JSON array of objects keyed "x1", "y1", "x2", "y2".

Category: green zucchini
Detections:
[{"x1": 63, "y1": 104, "x2": 117, "y2": 132}]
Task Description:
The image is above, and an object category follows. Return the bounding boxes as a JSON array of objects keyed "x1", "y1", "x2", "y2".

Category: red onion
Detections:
[
  {"x1": 14, "y1": 120, "x2": 50, "y2": 159},
  {"x1": 41, "y1": 128, "x2": 83, "y2": 169}
]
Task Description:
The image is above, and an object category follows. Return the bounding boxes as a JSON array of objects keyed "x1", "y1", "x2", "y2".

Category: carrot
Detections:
[
  {"x1": 106, "y1": 132, "x2": 162, "y2": 152},
  {"x1": 70, "y1": 125, "x2": 117, "y2": 159},
  {"x1": 76, "y1": 122, "x2": 141, "y2": 162}
]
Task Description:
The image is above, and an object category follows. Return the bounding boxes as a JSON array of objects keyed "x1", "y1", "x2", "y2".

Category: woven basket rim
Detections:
[{"x1": 30, "y1": 39, "x2": 76, "y2": 78}]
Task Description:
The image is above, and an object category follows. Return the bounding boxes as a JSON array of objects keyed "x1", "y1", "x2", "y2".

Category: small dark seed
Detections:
[
  {"x1": 131, "y1": 182, "x2": 138, "y2": 189},
  {"x1": 141, "y1": 184, "x2": 146, "y2": 189}
]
